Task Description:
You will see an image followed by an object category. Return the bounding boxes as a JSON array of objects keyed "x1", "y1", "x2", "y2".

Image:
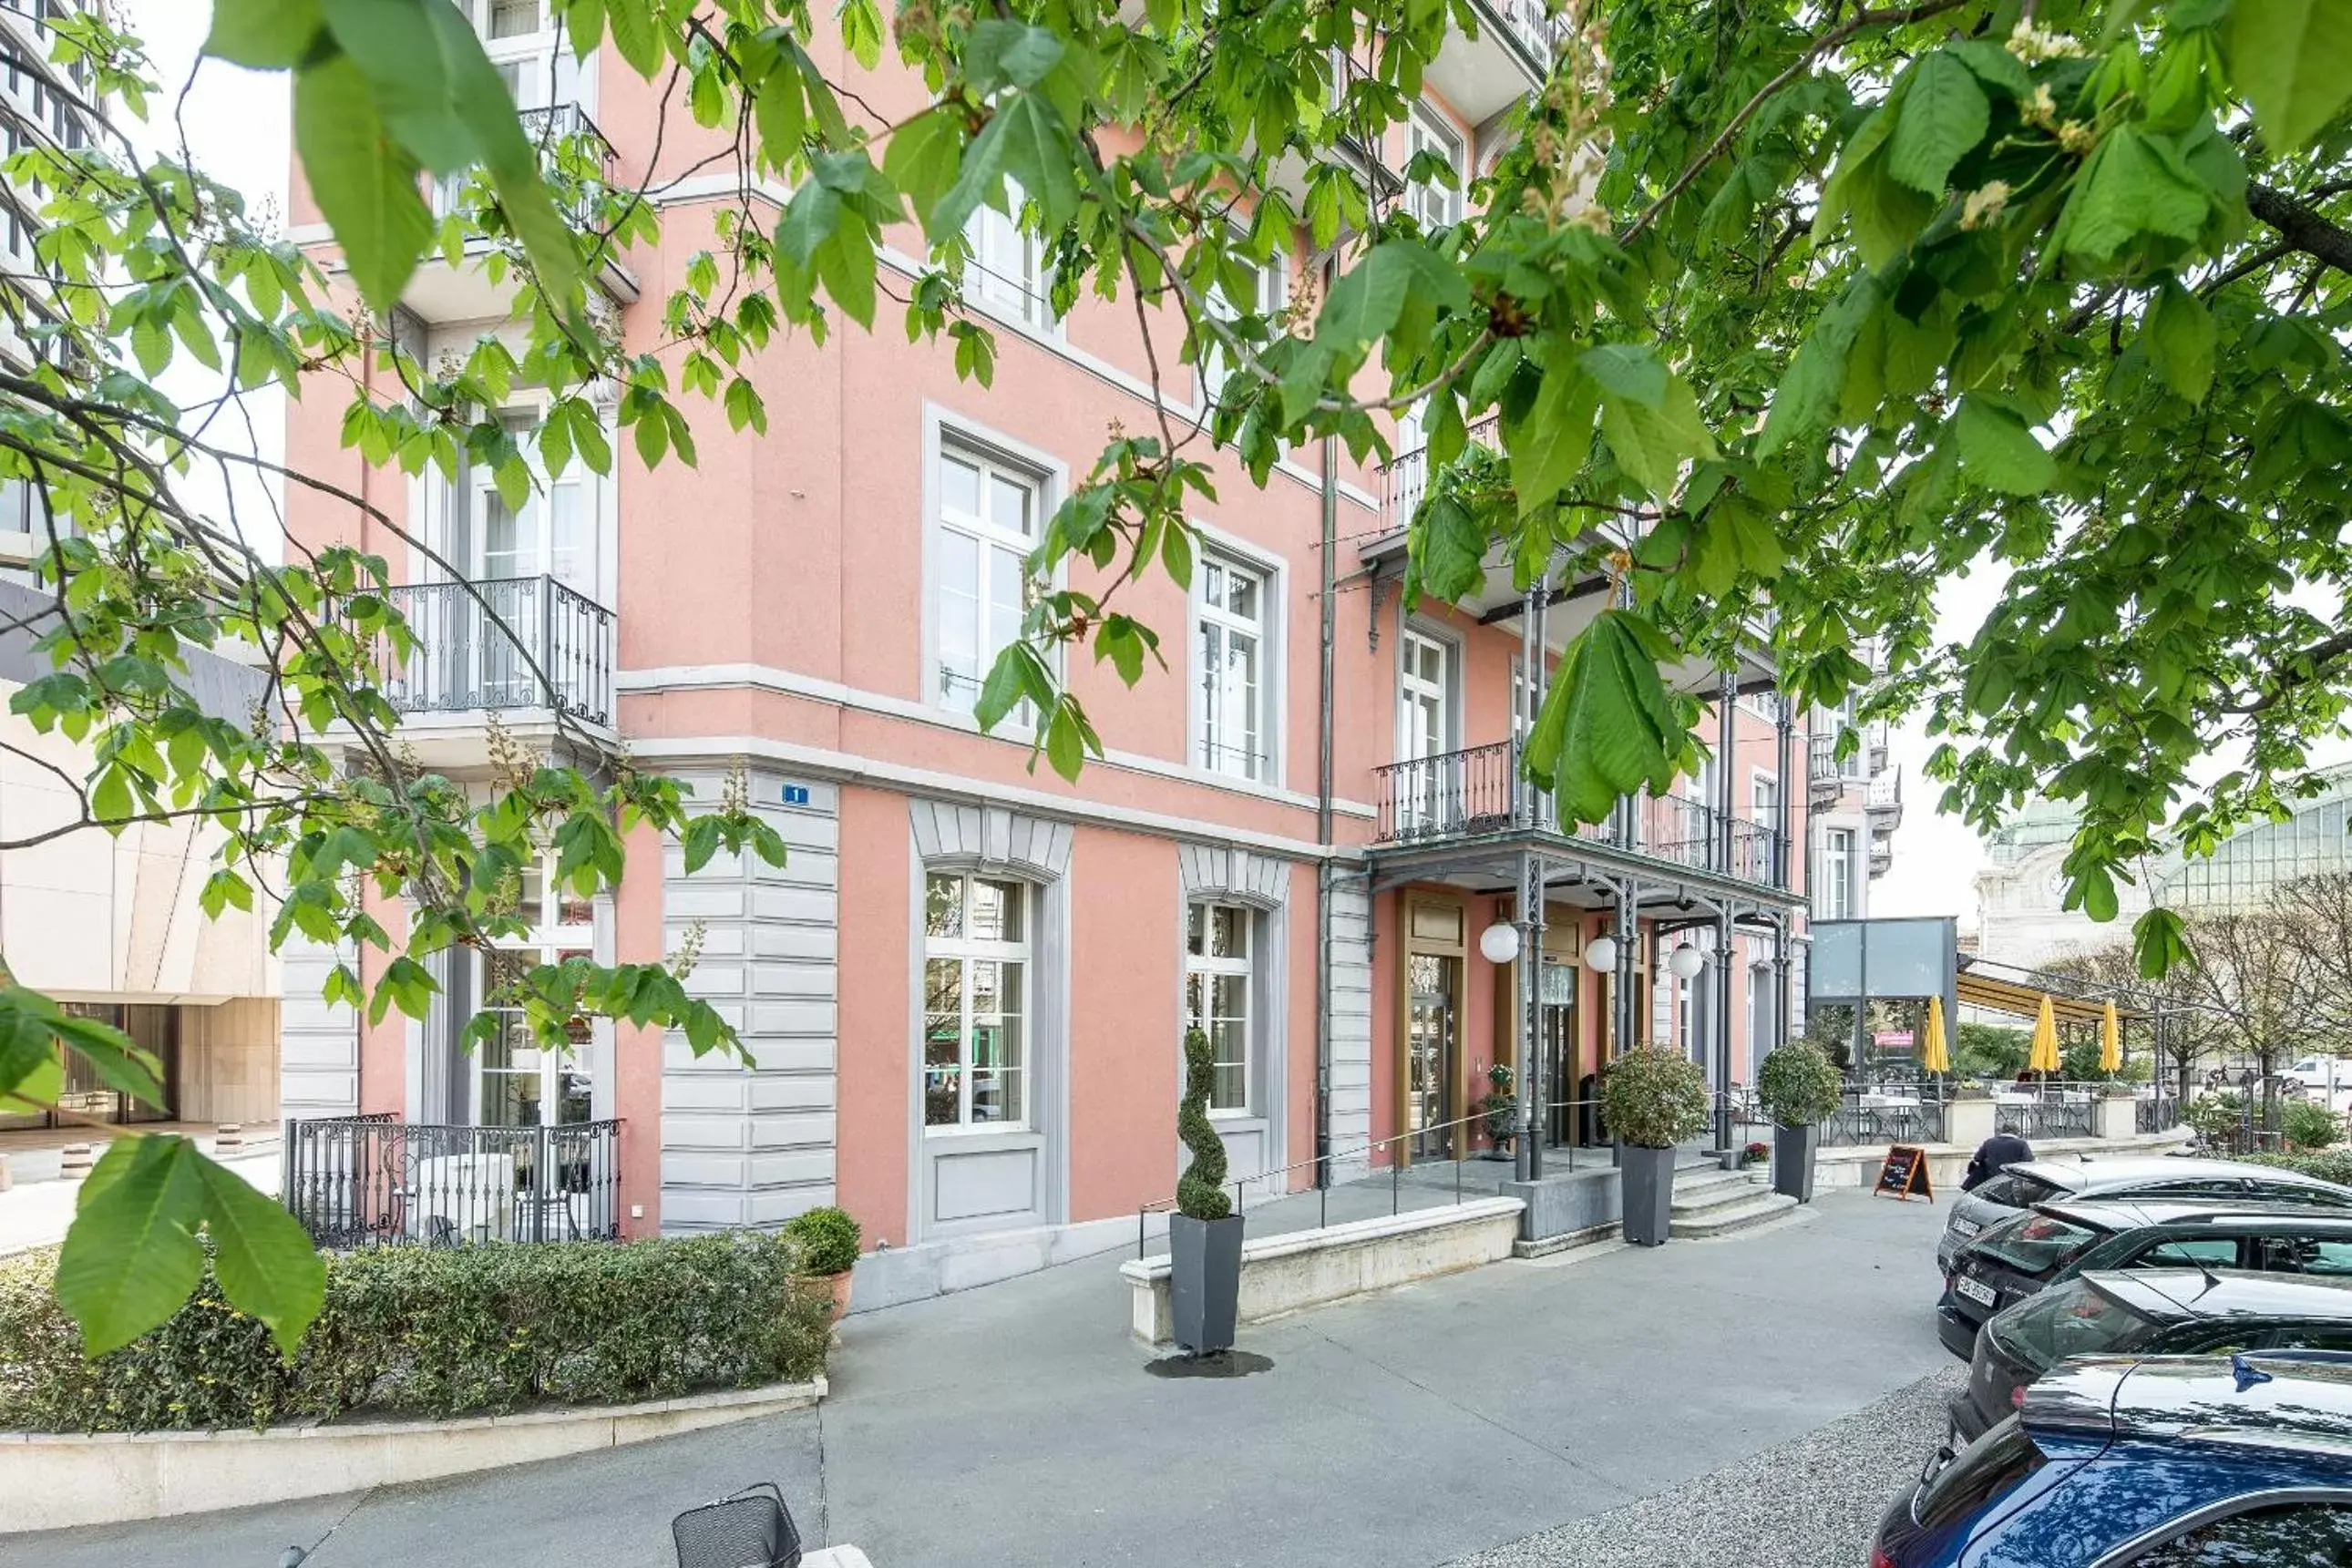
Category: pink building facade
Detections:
[{"x1": 276, "y1": 2, "x2": 1832, "y2": 1300}]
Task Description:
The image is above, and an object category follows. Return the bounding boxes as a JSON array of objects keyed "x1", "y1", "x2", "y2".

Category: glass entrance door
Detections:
[
  {"x1": 1539, "y1": 961, "x2": 1578, "y2": 1146},
  {"x1": 1408, "y1": 953, "x2": 1458, "y2": 1160}
]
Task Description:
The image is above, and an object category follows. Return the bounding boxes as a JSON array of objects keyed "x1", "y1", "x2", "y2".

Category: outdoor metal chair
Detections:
[{"x1": 672, "y1": 1481, "x2": 802, "y2": 1568}]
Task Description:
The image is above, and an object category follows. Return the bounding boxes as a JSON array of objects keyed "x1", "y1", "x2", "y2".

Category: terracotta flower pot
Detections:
[{"x1": 827, "y1": 1269, "x2": 853, "y2": 1321}]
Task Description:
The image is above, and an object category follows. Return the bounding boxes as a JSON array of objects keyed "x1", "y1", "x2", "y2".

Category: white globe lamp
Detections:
[
  {"x1": 1582, "y1": 935, "x2": 1619, "y2": 973},
  {"x1": 1669, "y1": 942, "x2": 1708, "y2": 980},
  {"x1": 1478, "y1": 921, "x2": 1522, "y2": 966}
]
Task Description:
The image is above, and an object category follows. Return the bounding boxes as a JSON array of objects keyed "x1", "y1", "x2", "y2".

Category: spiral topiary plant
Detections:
[
  {"x1": 1756, "y1": 1041, "x2": 1844, "y2": 1128},
  {"x1": 1176, "y1": 1026, "x2": 1232, "y2": 1221}
]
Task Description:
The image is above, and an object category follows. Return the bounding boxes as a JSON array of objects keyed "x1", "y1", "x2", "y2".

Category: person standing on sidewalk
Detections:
[{"x1": 1961, "y1": 1130, "x2": 2034, "y2": 1192}]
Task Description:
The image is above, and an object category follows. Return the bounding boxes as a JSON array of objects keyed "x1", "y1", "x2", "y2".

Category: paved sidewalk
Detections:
[
  {"x1": 0, "y1": 1144, "x2": 280, "y2": 1258},
  {"x1": 22, "y1": 1188, "x2": 1952, "y2": 1568}
]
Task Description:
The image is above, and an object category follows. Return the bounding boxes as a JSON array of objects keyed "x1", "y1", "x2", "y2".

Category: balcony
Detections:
[
  {"x1": 1866, "y1": 766, "x2": 1904, "y2": 826},
  {"x1": 1381, "y1": 412, "x2": 1499, "y2": 532},
  {"x1": 282, "y1": 1114, "x2": 621, "y2": 1247},
  {"x1": 402, "y1": 102, "x2": 637, "y2": 323},
  {"x1": 1372, "y1": 739, "x2": 1788, "y2": 889},
  {"x1": 370, "y1": 575, "x2": 614, "y2": 727}
]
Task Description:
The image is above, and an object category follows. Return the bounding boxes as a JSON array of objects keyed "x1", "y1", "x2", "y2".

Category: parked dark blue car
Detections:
[{"x1": 1874, "y1": 1352, "x2": 2352, "y2": 1567}]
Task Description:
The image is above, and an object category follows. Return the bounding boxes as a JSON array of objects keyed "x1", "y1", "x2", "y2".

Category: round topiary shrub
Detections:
[
  {"x1": 1756, "y1": 1040, "x2": 1844, "y2": 1128},
  {"x1": 782, "y1": 1205, "x2": 861, "y2": 1276},
  {"x1": 1601, "y1": 1046, "x2": 1710, "y2": 1150}
]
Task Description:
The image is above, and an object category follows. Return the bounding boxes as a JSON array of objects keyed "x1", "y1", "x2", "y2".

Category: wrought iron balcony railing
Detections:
[
  {"x1": 1381, "y1": 413, "x2": 1500, "y2": 531},
  {"x1": 1372, "y1": 738, "x2": 1790, "y2": 888},
  {"x1": 282, "y1": 1114, "x2": 621, "y2": 1248},
  {"x1": 367, "y1": 575, "x2": 615, "y2": 726}
]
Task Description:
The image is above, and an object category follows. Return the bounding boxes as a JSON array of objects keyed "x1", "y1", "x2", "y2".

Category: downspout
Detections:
[
  {"x1": 1776, "y1": 696, "x2": 1796, "y2": 1052},
  {"x1": 1315, "y1": 434, "x2": 1338, "y2": 1190}
]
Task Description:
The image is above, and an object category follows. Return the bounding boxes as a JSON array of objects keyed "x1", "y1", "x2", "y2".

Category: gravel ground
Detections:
[{"x1": 1446, "y1": 1367, "x2": 1967, "y2": 1568}]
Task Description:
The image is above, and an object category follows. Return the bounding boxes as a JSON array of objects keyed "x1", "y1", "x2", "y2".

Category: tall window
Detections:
[
  {"x1": 478, "y1": 857, "x2": 595, "y2": 1127},
  {"x1": 923, "y1": 873, "x2": 1029, "y2": 1128},
  {"x1": 1197, "y1": 550, "x2": 1269, "y2": 780},
  {"x1": 1751, "y1": 773, "x2": 1782, "y2": 882},
  {"x1": 935, "y1": 442, "x2": 1037, "y2": 713},
  {"x1": 1397, "y1": 628, "x2": 1453, "y2": 831},
  {"x1": 467, "y1": 0, "x2": 576, "y2": 108},
  {"x1": 469, "y1": 412, "x2": 591, "y2": 591},
  {"x1": 1185, "y1": 903, "x2": 1252, "y2": 1113},
  {"x1": 1817, "y1": 827, "x2": 1855, "y2": 920},
  {"x1": 1200, "y1": 251, "x2": 1287, "y2": 405},
  {"x1": 1405, "y1": 104, "x2": 1464, "y2": 229},
  {"x1": 965, "y1": 193, "x2": 1053, "y2": 325}
]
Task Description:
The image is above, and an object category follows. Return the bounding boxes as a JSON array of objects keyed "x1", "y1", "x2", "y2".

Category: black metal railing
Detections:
[
  {"x1": 435, "y1": 103, "x2": 616, "y2": 225},
  {"x1": 2137, "y1": 1093, "x2": 2182, "y2": 1134},
  {"x1": 367, "y1": 576, "x2": 614, "y2": 725},
  {"x1": 1998, "y1": 1095, "x2": 2098, "y2": 1141},
  {"x1": 1373, "y1": 740, "x2": 1788, "y2": 888},
  {"x1": 1380, "y1": 413, "x2": 1500, "y2": 530},
  {"x1": 282, "y1": 1115, "x2": 621, "y2": 1247}
]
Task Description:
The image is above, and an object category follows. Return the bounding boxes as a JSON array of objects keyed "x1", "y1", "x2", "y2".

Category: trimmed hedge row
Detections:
[
  {"x1": 2241, "y1": 1148, "x2": 2352, "y2": 1187},
  {"x1": 0, "y1": 1231, "x2": 831, "y2": 1433}
]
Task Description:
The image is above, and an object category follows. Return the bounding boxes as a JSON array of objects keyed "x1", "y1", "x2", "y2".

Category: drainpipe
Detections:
[
  {"x1": 1776, "y1": 696, "x2": 1796, "y2": 1048},
  {"x1": 1716, "y1": 671, "x2": 1737, "y2": 1152},
  {"x1": 1314, "y1": 435, "x2": 1338, "y2": 1190}
]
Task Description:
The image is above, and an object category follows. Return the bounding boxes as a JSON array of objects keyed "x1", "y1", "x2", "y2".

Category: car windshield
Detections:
[
  {"x1": 1977, "y1": 1171, "x2": 2070, "y2": 1208},
  {"x1": 1991, "y1": 1277, "x2": 2168, "y2": 1370},
  {"x1": 1917, "y1": 1417, "x2": 2043, "y2": 1532},
  {"x1": 1976, "y1": 1214, "x2": 2100, "y2": 1278}
]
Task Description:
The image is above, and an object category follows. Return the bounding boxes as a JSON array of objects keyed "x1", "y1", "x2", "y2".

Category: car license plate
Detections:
[
  {"x1": 1951, "y1": 1217, "x2": 1982, "y2": 1238},
  {"x1": 1957, "y1": 1275, "x2": 1998, "y2": 1309}
]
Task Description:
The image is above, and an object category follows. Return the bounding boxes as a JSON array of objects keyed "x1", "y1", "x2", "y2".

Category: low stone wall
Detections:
[
  {"x1": 0, "y1": 1378, "x2": 827, "y2": 1534},
  {"x1": 1813, "y1": 1125, "x2": 2193, "y2": 1195},
  {"x1": 1501, "y1": 1164, "x2": 1621, "y2": 1255},
  {"x1": 1120, "y1": 1196, "x2": 1525, "y2": 1346}
]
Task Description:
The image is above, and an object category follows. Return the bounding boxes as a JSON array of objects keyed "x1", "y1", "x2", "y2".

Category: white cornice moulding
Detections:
[
  {"x1": 615, "y1": 661, "x2": 1378, "y2": 822},
  {"x1": 625, "y1": 731, "x2": 1367, "y2": 863}
]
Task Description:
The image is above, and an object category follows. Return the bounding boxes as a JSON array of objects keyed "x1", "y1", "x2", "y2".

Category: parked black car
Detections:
[
  {"x1": 1936, "y1": 1200, "x2": 2352, "y2": 1359},
  {"x1": 1948, "y1": 1268, "x2": 2352, "y2": 1445},
  {"x1": 1935, "y1": 1155, "x2": 2352, "y2": 1273}
]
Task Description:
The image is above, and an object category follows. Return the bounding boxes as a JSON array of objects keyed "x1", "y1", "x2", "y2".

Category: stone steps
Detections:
[{"x1": 1669, "y1": 1166, "x2": 1799, "y2": 1239}]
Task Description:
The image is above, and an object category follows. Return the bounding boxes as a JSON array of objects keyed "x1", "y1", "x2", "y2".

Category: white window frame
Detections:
[
  {"x1": 921, "y1": 872, "x2": 1032, "y2": 1132},
  {"x1": 1199, "y1": 248, "x2": 1288, "y2": 405},
  {"x1": 1818, "y1": 826, "x2": 1855, "y2": 921},
  {"x1": 1750, "y1": 767, "x2": 1781, "y2": 826},
  {"x1": 467, "y1": 0, "x2": 576, "y2": 110},
  {"x1": 1405, "y1": 102, "x2": 1464, "y2": 229},
  {"x1": 1193, "y1": 543, "x2": 1276, "y2": 782},
  {"x1": 1185, "y1": 902, "x2": 1255, "y2": 1117},
  {"x1": 964, "y1": 188, "x2": 1057, "y2": 330},
  {"x1": 473, "y1": 853, "x2": 598, "y2": 1129},
  {"x1": 931, "y1": 436, "x2": 1042, "y2": 717}
]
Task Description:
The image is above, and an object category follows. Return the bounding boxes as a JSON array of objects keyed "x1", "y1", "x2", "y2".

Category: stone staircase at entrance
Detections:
[{"x1": 1669, "y1": 1163, "x2": 1798, "y2": 1239}]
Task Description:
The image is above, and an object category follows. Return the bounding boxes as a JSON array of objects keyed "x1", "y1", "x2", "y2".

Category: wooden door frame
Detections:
[{"x1": 1395, "y1": 890, "x2": 1467, "y2": 1169}]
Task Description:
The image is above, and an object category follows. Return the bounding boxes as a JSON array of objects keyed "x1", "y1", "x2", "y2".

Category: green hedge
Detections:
[
  {"x1": 2241, "y1": 1149, "x2": 2352, "y2": 1187},
  {"x1": 0, "y1": 1232, "x2": 831, "y2": 1434}
]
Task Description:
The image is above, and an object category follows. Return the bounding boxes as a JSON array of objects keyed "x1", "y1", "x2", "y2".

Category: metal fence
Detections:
[
  {"x1": 1379, "y1": 414, "x2": 1499, "y2": 530},
  {"x1": 1997, "y1": 1095, "x2": 2098, "y2": 1141},
  {"x1": 282, "y1": 1116, "x2": 621, "y2": 1248},
  {"x1": 368, "y1": 575, "x2": 615, "y2": 725}
]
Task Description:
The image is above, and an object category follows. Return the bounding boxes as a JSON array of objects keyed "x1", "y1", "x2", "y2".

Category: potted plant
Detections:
[
  {"x1": 1601, "y1": 1046, "x2": 1710, "y2": 1245},
  {"x1": 1756, "y1": 1040, "x2": 1844, "y2": 1204},
  {"x1": 1742, "y1": 1140, "x2": 1769, "y2": 1169},
  {"x1": 783, "y1": 1204, "x2": 862, "y2": 1321},
  {"x1": 1479, "y1": 1061, "x2": 1517, "y2": 1159},
  {"x1": 1170, "y1": 1025, "x2": 1243, "y2": 1355}
]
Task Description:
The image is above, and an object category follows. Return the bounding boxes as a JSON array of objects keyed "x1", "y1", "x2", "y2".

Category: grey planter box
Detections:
[
  {"x1": 1168, "y1": 1213, "x2": 1245, "y2": 1353},
  {"x1": 1618, "y1": 1144, "x2": 1677, "y2": 1245},
  {"x1": 1772, "y1": 1122, "x2": 1819, "y2": 1204}
]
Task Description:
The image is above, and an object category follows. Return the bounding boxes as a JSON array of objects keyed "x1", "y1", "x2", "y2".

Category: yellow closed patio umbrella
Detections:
[
  {"x1": 2029, "y1": 994, "x2": 2062, "y2": 1076},
  {"x1": 2100, "y1": 999, "x2": 2123, "y2": 1075},
  {"x1": 1922, "y1": 996, "x2": 1952, "y2": 1074}
]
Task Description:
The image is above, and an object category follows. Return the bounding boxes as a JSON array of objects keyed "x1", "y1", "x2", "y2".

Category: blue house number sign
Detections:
[{"x1": 781, "y1": 784, "x2": 811, "y2": 805}]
